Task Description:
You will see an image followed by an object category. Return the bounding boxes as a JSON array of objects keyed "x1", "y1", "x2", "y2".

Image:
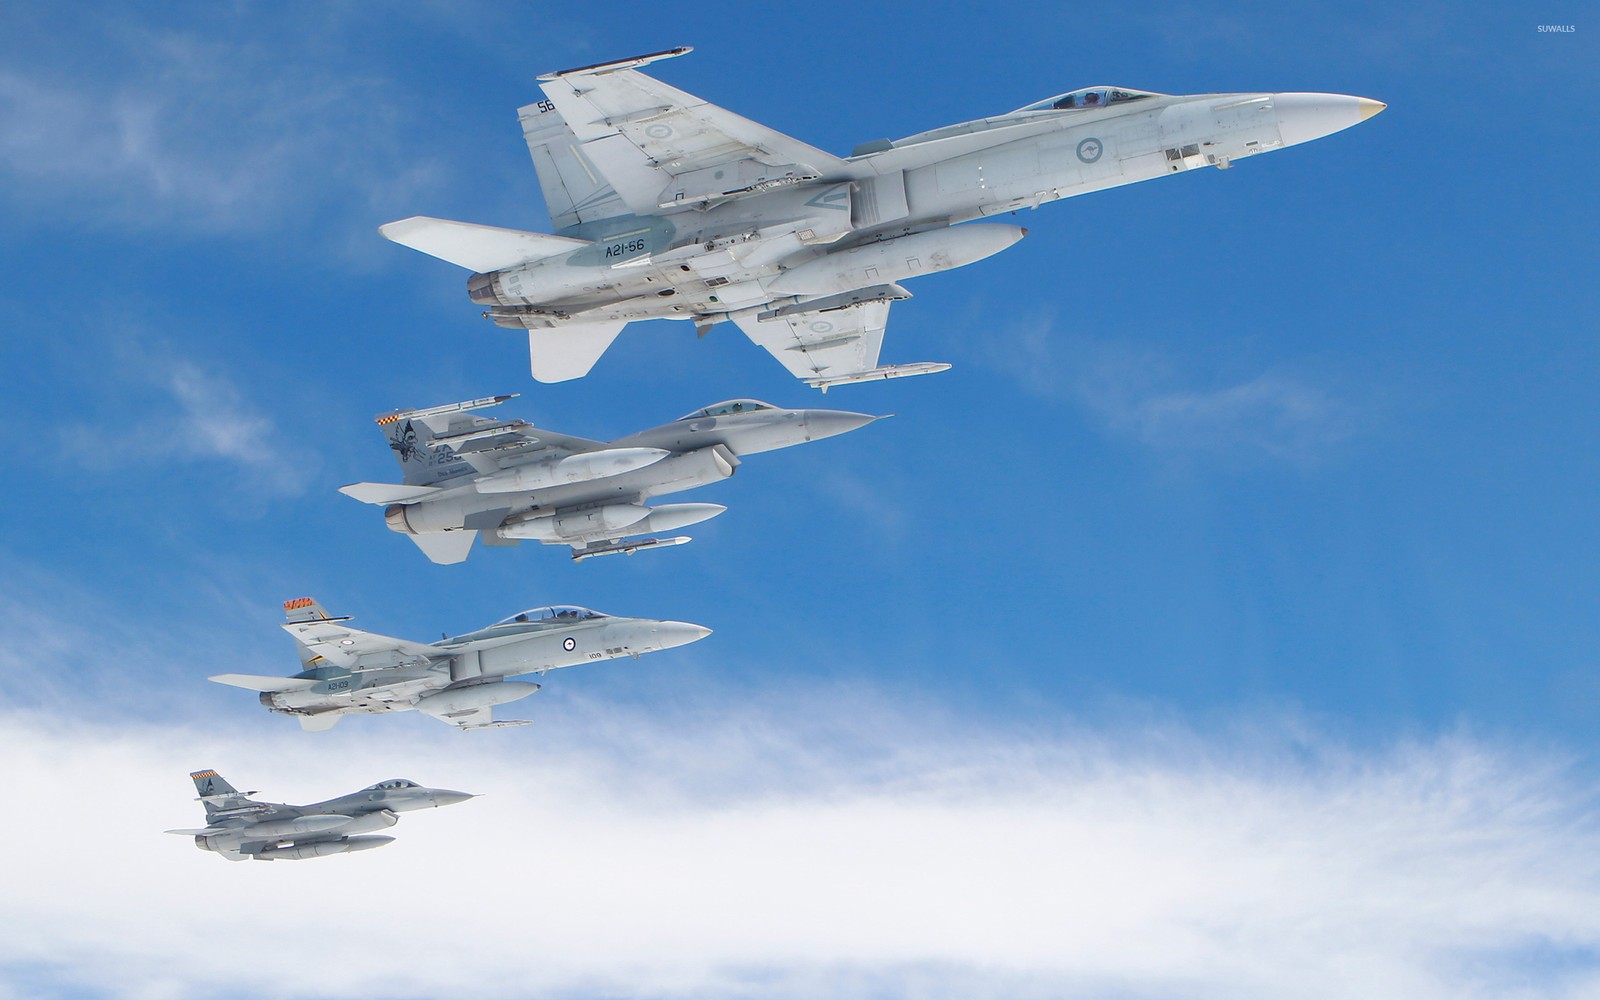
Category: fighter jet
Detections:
[
  {"x1": 210, "y1": 597, "x2": 710, "y2": 731},
  {"x1": 167, "y1": 769, "x2": 473, "y2": 861},
  {"x1": 381, "y1": 46, "x2": 1385, "y2": 390},
  {"x1": 340, "y1": 393, "x2": 879, "y2": 565}
]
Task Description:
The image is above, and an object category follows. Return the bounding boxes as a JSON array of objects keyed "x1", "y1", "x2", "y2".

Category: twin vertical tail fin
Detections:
[
  {"x1": 519, "y1": 94, "x2": 628, "y2": 230},
  {"x1": 282, "y1": 596, "x2": 336, "y2": 624}
]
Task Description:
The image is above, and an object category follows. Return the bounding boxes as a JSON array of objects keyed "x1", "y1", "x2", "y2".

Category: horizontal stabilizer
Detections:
[
  {"x1": 208, "y1": 674, "x2": 319, "y2": 693},
  {"x1": 339, "y1": 482, "x2": 443, "y2": 505},
  {"x1": 379, "y1": 216, "x2": 589, "y2": 272},
  {"x1": 409, "y1": 529, "x2": 479, "y2": 565},
  {"x1": 528, "y1": 322, "x2": 628, "y2": 383}
]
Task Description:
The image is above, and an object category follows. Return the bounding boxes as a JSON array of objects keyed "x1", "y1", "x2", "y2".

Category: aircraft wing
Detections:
[
  {"x1": 536, "y1": 48, "x2": 850, "y2": 214},
  {"x1": 427, "y1": 706, "x2": 532, "y2": 731},
  {"x1": 281, "y1": 619, "x2": 442, "y2": 670},
  {"x1": 732, "y1": 300, "x2": 892, "y2": 384},
  {"x1": 398, "y1": 408, "x2": 610, "y2": 477}
]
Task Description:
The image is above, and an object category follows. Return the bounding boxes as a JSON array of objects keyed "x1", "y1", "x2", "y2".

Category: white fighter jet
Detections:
[
  {"x1": 340, "y1": 393, "x2": 880, "y2": 565},
  {"x1": 382, "y1": 46, "x2": 1385, "y2": 389},
  {"x1": 167, "y1": 770, "x2": 474, "y2": 861},
  {"x1": 210, "y1": 597, "x2": 710, "y2": 731}
]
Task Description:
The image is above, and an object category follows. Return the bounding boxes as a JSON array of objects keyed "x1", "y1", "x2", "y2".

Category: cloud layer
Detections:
[{"x1": 2, "y1": 695, "x2": 1598, "y2": 1000}]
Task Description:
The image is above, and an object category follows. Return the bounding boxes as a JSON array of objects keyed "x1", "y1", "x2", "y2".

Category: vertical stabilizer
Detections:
[
  {"x1": 190, "y1": 769, "x2": 237, "y2": 798},
  {"x1": 282, "y1": 597, "x2": 336, "y2": 624},
  {"x1": 528, "y1": 322, "x2": 628, "y2": 383},
  {"x1": 190, "y1": 769, "x2": 254, "y2": 817},
  {"x1": 374, "y1": 397, "x2": 517, "y2": 487},
  {"x1": 519, "y1": 98, "x2": 628, "y2": 230}
]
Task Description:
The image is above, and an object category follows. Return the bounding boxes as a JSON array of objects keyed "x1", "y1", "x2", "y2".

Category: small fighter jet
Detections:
[
  {"x1": 340, "y1": 393, "x2": 879, "y2": 565},
  {"x1": 211, "y1": 597, "x2": 710, "y2": 731},
  {"x1": 167, "y1": 769, "x2": 474, "y2": 861},
  {"x1": 382, "y1": 46, "x2": 1385, "y2": 389}
]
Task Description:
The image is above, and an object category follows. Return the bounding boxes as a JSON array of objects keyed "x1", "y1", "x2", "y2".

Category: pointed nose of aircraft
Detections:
[
  {"x1": 654, "y1": 621, "x2": 714, "y2": 649},
  {"x1": 430, "y1": 789, "x2": 476, "y2": 808},
  {"x1": 802, "y1": 410, "x2": 882, "y2": 441},
  {"x1": 1274, "y1": 93, "x2": 1386, "y2": 147}
]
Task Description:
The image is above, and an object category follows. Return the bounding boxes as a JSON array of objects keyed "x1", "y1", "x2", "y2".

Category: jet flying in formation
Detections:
[
  {"x1": 341, "y1": 394, "x2": 878, "y2": 564},
  {"x1": 166, "y1": 770, "x2": 473, "y2": 861},
  {"x1": 383, "y1": 46, "x2": 1384, "y2": 389},
  {"x1": 210, "y1": 597, "x2": 710, "y2": 731}
]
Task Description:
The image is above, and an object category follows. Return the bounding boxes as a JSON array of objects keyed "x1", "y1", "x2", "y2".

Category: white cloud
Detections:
[
  {"x1": 1074, "y1": 354, "x2": 1355, "y2": 461},
  {"x1": 2, "y1": 697, "x2": 1599, "y2": 1000},
  {"x1": 973, "y1": 308, "x2": 1362, "y2": 463},
  {"x1": 59, "y1": 357, "x2": 302, "y2": 496},
  {"x1": 0, "y1": 27, "x2": 443, "y2": 235}
]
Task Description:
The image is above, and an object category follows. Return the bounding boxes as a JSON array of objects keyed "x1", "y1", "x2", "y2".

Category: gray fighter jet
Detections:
[
  {"x1": 340, "y1": 393, "x2": 879, "y2": 565},
  {"x1": 210, "y1": 597, "x2": 710, "y2": 731},
  {"x1": 167, "y1": 769, "x2": 473, "y2": 861},
  {"x1": 382, "y1": 46, "x2": 1385, "y2": 389}
]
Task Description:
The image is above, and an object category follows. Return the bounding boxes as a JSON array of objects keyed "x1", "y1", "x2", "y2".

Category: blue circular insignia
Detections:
[
  {"x1": 563, "y1": 636, "x2": 577, "y2": 651},
  {"x1": 1077, "y1": 137, "x2": 1104, "y2": 164}
]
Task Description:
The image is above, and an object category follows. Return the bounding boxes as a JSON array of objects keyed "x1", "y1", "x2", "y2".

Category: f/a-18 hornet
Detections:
[
  {"x1": 167, "y1": 769, "x2": 473, "y2": 861},
  {"x1": 382, "y1": 46, "x2": 1384, "y2": 390},
  {"x1": 340, "y1": 393, "x2": 878, "y2": 565},
  {"x1": 211, "y1": 597, "x2": 709, "y2": 731}
]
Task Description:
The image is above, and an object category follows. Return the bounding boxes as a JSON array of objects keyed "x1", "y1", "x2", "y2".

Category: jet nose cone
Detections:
[
  {"x1": 803, "y1": 410, "x2": 881, "y2": 440},
  {"x1": 431, "y1": 790, "x2": 476, "y2": 808},
  {"x1": 1274, "y1": 93, "x2": 1386, "y2": 147},
  {"x1": 654, "y1": 621, "x2": 713, "y2": 649}
]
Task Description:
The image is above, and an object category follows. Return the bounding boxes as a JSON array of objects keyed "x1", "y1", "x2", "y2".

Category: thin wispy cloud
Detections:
[
  {"x1": 60, "y1": 356, "x2": 303, "y2": 497},
  {"x1": 973, "y1": 307, "x2": 1363, "y2": 463},
  {"x1": 0, "y1": 26, "x2": 442, "y2": 235}
]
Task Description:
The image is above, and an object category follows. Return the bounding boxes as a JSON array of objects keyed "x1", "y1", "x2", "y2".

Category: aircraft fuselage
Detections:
[{"x1": 470, "y1": 91, "x2": 1379, "y2": 330}]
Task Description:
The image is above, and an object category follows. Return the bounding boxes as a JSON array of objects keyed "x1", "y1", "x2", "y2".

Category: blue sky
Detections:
[{"x1": 1, "y1": 2, "x2": 1596, "y2": 998}]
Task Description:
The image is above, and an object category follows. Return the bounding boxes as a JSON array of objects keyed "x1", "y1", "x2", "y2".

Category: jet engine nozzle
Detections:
[
  {"x1": 384, "y1": 504, "x2": 416, "y2": 535},
  {"x1": 467, "y1": 271, "x2": 504, "y2": 306}
]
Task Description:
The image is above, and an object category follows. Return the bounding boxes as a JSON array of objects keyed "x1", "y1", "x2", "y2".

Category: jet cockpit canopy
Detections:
[
  {"x1": 1011, "y1": 87, "x2": 1162, "y2": 114},
  {"x1": 368, "y1": 779, "x2": 420, "y2": 791},
  {"x1": 680, "y1": 399, "x2": 777, "y2": 420},
  {"x1": 491, "y1": 605, "x2": 608, "y2": 629}
]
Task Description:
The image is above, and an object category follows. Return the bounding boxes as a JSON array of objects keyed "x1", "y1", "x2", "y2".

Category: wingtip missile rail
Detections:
[{"x1": 376, "y1": 395, "x2": 519, "y2": 426}]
